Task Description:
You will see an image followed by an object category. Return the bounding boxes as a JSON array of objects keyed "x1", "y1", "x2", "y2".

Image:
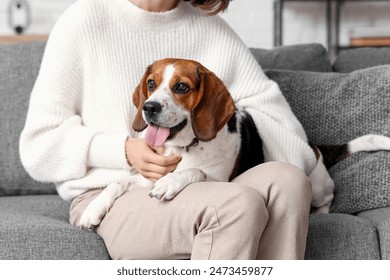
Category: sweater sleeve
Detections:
[
  {"x1": 19, "y1": 3, "x2": 130, "y2": 184},
  {"x1": 221, "y1": 34, "x2": 317, "y2": 175}
]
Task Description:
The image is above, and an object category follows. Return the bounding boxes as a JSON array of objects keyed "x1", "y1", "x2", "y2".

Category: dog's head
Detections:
[{"x1": 132, "y1": 58, "x2": 235, "y2": 147}]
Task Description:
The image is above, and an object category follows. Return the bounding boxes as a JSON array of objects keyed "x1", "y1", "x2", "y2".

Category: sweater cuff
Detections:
[{"x1": 88, "y1": 133, "x2": 130, "y2": 170}]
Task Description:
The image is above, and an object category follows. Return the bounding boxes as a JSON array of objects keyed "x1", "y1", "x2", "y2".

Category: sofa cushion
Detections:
[
  {"x1": 0, "y1": 42, "x2": 56, "y2": 196},
  {"x1": 333, "y1": 47, "x2": 390, "y2": 73},
  {"x1": 305, "y1": 213, "x2": 380, "y2": 259},
  {"x1": 266, "y1": 65, "x2": 390, "y2": 214},
  {"x1": 0, "y1": 195, "x2": 109, "y2": 259},
  {"x1": 250, "y1": 43, "x2": 332, "y2": 72},
  {"x1": 358, "y1": 207, "x2": 390, "y2": 260}
]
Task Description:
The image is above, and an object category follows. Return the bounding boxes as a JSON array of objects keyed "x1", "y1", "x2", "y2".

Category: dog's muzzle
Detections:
[
  {"x1": 143, "y1": 101, "x2": 162, "y2": 122},
  {"x1": 142, "y1": 101, "x2": 188, "y2": 147}
]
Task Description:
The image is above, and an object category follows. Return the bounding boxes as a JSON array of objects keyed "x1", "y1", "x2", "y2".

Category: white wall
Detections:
[
  {"x1": 1, "y1": 0, "x2": 390, "y2": 49},
  {"x1": 0, "y1": 0, "x2": 71, "y2": 34}
]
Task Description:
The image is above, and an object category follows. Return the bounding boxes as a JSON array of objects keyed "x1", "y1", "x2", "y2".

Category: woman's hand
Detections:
[{"x1": 125, "y1": 137, "x2": 181, "y2": 182}]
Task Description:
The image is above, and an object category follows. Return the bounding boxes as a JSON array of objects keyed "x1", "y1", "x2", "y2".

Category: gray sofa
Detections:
[{"x1": 1, "y1": 42, "x2": 389, "y2": 259}]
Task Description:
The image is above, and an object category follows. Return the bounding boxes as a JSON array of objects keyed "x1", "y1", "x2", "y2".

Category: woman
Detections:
[{"x1": 20, "y1": 0, "x2": 316, "y2": 259}]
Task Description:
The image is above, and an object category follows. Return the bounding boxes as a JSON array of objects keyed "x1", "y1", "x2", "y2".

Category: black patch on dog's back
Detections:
[
  {"x1": 316, "y1": 144, "x2": 349, "y2": 169},
  {"x1": 227, "y1": 112, "x2": 237, "y2": 133},
  {"x1": 229, "y1": 110, "x2": 264, "y2": 180}
]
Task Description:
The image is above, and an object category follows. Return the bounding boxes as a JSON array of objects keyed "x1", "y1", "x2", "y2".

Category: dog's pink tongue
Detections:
[{"x1": 145, "y1": 125, "x2": 170, "y2": 147}]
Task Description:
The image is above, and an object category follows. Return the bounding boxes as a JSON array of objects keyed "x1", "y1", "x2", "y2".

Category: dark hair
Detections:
[{"x1": 184, "y1": 0, "x2": 231, "y2": 15}]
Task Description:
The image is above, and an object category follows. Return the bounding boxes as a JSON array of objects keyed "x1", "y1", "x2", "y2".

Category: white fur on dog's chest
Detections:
[{"x1": 165, "y1": 127, "x2": 240, "y2": 182}]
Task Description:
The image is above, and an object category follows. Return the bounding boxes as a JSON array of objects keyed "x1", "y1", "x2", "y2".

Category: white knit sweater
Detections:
[{"x1": 19, "y1": 0, "x2": 317, "y2": 201}]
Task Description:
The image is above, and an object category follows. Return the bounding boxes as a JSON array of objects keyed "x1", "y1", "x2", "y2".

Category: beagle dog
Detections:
[{"x1": 79, "y1": 58, "x2": 390, "y2": 228}]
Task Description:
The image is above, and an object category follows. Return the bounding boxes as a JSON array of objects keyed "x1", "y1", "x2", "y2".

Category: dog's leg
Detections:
[
  {"x1": 150, "y1": 168, "x2": 207, "y2": 201},
  {"x1": 308, "y1": 149, "x2": 335, "y2": 214},
  {"x1": 312, "y1": 201, "x2": 332, "y2": 214},
  {"x1": 78, "y1": 182, "x2": 129, "y2": 229}
]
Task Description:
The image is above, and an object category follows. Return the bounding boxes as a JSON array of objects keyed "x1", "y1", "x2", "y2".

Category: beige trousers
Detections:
[{"x1": 69, "y1": 162, "x2": 312, "y2": 260}]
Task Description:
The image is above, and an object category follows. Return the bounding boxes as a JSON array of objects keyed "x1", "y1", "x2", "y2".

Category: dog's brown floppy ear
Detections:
[
  {"x1": 132, "y1": 65, "x2": 152, "y2": 132},
  {"x1": 192, "y1": 67, "x2": 236, "y2": 141}
]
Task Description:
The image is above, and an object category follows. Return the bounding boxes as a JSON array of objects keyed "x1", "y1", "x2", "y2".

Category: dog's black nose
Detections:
[{"x1": 143, "y1": 101, "x2": 162, "y2": 117}]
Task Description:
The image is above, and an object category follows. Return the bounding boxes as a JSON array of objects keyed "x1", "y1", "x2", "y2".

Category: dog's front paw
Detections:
[
  {"x1": 149, "y1": 173, "x2": 185, "y2": 201},
  {"x1": 79, "y1": 203, "x2": 107, "y2": 229},
  {"x1": 78, "y1": 188, "x2": 117, "y2": 229}
]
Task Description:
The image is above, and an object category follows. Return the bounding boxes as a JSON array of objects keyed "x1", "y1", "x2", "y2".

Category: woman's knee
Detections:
[
  {"x1": 191, "y1": 183, "x2": 268, "y2": 231},
  {"x1": 234, "y1": 161, "x2": 312, "y2": 206},
  {"x1": 192, "y1": 182, "x2": 266, "y2": 217},
  {"x1": 226, "y1": 185, "x2": 267, "y2": 215},
  {"x1": 278, "y1": 162, "x2": 311, "y2": 198},
  {"x1": 269, "y1": 162, "x2": 312, "y2": 214},
  {"x1": 268, "y1": 162, "x2": 311, "y2": 201},
  {"x1": 210, "y1": 185, "x2": 269, "y2": 240}
]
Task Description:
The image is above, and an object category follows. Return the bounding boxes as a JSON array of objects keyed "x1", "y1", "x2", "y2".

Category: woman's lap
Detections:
[{"x1": 69, "y1": 162, "x2": 311, "y2": 259}]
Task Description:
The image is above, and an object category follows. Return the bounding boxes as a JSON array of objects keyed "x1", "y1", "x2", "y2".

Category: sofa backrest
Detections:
[
  {"x1": 250, "y1": 43, "x2": 332, "y2": 72},
  {"x1": 333, "y1": 47, "x2": 390, "y2": 73},
  {"x1": 0, "y1": 42, "x2": 56, "y2": 195}
]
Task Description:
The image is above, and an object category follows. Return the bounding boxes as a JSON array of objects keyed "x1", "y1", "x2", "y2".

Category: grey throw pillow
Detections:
[{"x1": 266, "y1": 65, "x2": 390, "y2": 214}]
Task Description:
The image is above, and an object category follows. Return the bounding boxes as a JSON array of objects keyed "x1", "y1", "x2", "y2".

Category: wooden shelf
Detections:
[
  {"x1": 0, "y1": 35, "x2": 48, "y2": 44},
  {"x1": 350, "y1": 37, "x2": 390, "y2": 47}
]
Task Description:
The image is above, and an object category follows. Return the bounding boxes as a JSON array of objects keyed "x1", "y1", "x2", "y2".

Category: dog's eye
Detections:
[
  {"x1": 147, "y1": 80, "x2": 157, "y2": 92},
  {"x1": 173, "y1": 83, "x2": 190, "y2": 94}
]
